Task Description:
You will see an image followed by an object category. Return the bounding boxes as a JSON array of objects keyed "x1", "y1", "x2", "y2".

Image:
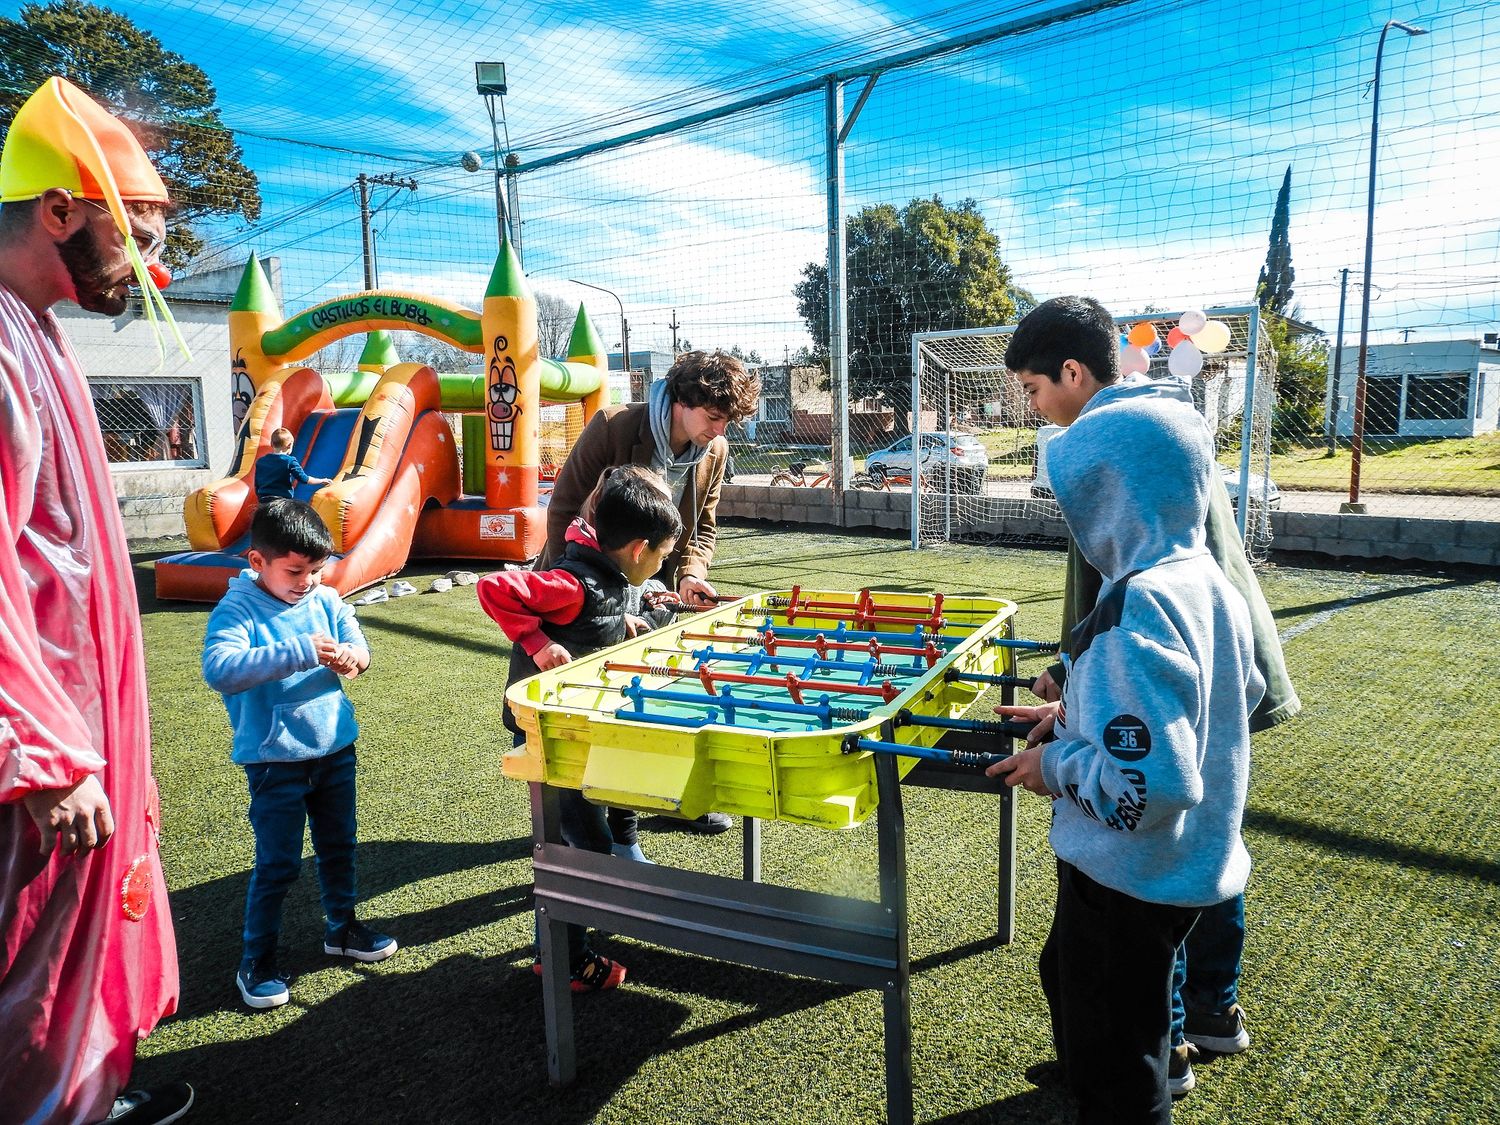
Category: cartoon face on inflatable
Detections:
[{"x1": 488, "y1": 372, "x2": 519, "y2": 451}]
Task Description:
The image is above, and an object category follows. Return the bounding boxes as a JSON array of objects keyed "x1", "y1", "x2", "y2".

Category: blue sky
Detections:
[{"x1": 5, "y1": 0, "x2": 1494, "y2": 356}]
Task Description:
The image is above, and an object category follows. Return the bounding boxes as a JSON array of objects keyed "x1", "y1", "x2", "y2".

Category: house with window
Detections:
[
  {"x1": 1326, "y1": 339, "x2": 1500, "y2": 439},
  {"x1": 63, "y1": 257, "x2": 281, "y2": 537}
]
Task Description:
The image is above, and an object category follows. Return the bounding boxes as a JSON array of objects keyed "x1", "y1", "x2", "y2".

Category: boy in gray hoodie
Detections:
[
  {"x1": 989, "y1": 298, "x2": 1265, "y2": 1124},
  {"x1": 203, "y1": 499, "x2": 395, "y2": 1011},
  {"x1": 1002, "y1": 297, "x2": 1300, "y2": 1096}
]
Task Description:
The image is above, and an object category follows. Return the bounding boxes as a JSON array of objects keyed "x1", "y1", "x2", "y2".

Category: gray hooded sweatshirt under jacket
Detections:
[{"x1": 1042, "y1": 382, "x2": 1265, "y2": 908}]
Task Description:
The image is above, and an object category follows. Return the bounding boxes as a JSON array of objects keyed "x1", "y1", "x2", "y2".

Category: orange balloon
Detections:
[{"x1": 1127, "y1": 321, "x2": 1156, "y2": 347}]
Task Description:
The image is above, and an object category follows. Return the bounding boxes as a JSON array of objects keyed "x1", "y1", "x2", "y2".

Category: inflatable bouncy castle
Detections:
[{"x1": 155, "y1": 235, "x2": 608, "y2": 601}]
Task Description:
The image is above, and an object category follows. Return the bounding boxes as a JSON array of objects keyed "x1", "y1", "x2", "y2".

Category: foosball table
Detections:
[{"x1": 504, "y1": 588, "x2": 1057, "y2": 1123}]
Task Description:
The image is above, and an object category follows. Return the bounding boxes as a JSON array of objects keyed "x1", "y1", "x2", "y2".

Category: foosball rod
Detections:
[
  {"x1": 893, "y1": 709, "x2": 1035, "y2": 743},
  {"x1": 987, "y1": 638, "x2": 1061, "y2": 653},
  {"x1": 619, "y1": 680, "x2": 865, "y2": 729},
  {"x1": 841, "y1": 734, "x2": 1010, "y2": 771},
  {"x1": 605, "y1": 660, "x2": 902, "y2": 704},
  {"x1": 743, "y1": 619, "x2": 963, "y2": 649},
  {"x1": 945, "y1": 670, "x2": 1034, "y2": 690},
  {"x1": 684, "y1": 645, "x2": 920, "y2": 682},
  {"x1": 677, "y1": 628, "x2": 943, "y2": 668}
]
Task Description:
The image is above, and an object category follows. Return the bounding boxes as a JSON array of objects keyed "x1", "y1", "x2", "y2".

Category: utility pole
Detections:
[
  {"x1": 355, "y1": 172, "x2": 418, "y2": 290},
  {"x1": 669, "y1": 309, "x2": 680, "y2": 355}
]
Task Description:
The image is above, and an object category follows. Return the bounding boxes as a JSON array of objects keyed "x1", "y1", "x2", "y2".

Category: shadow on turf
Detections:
[
  {"x1": 136, "y1": 950, "x2": 697, "y2": 1125},
  {"x1": 165, "y1": 838, "x2": 535, "y2": 1021},
  {"x1": 1273, "y1": 575, "x2": 1474, "y2": 620},
  {"x1": 1245, "y1": 807, "x2": 1500, "y2": 885}
]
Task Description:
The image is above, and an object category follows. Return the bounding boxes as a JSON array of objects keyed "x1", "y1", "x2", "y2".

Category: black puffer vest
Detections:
[{"x1": 502, "y1": 542, "x2": 630, "y2": 738}]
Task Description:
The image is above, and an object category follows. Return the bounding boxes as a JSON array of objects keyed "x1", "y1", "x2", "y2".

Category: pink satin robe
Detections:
[{"x1": 0, "y1": 283, "x2": 179, "y2": 1124}]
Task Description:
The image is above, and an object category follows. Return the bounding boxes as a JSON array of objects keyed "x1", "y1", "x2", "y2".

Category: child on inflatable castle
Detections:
[
  {"x1": 478, "y1": 465, "x2": 682, "y2": 992},
  {"x1": 254, "y1": 426, "x2": 332, "y2": 501},
  {"x1": 202, "y1": 498, "x2": 397, "y2": 1010}
]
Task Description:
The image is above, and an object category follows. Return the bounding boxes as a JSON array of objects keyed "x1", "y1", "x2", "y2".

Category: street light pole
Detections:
[
  {"x1": 569, "y1": 278, "x2": 629, "y2": 382},
  {"x1": 474, "y1": 62, "x2": 513, "y2": 253},
  {"x1": 1346, "y1": 18, "x2": 1427, "y2": 512}
]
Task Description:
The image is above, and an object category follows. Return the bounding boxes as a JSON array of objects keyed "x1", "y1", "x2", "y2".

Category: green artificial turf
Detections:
[{"x1": 128, "y1": 528, "x2": 1500, "y2": 1124}]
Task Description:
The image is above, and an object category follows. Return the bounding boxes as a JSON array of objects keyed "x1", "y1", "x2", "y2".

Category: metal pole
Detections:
[
  {"x1": 826, "y1": 77, "x2": 850, "y2": 495},
  {"x1": 486, "y1": 94, "x2": 508, "y2": 250},
  {"x1": 1235, "y1": 309, "x2": 1261, "y2": 543},
  {"x1": 1326, "y1": 268, "x2": 1349, "y2": 455},
  {"x1": 505, "y1": 152, "x2": 522, "y2": 262},
  {"x1": 356, "y1": 173, "x2": 374, "y2": 291},
  {"x1": 1349, "y1": 20, "x2": 1426, "y2": 511}
]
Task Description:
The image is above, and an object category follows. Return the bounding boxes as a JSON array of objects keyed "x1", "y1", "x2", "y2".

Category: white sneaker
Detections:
[
  {"x1": 352, "y1": 587, "x2": 389, "y2": 606},
  {"x1": 389, "y1": 580, "x2": 417, "y2": 598}
]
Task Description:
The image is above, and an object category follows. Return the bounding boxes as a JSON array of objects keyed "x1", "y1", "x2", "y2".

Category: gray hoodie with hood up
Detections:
[{"x1": 1042, "y1": 382, "x2": 1265, "y2": 908}]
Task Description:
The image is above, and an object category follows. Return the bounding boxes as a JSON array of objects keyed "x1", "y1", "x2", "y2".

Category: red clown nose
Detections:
[{"x1": 147, "y1": 261, "x2": 172, "y2": 289}]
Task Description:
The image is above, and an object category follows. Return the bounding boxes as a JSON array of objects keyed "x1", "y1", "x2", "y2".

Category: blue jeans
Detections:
[
  {"x1": 1170, "y1": 892, "x2": 1246, "y2": 1044},
  {"x1": 242, "y1": 745, "x2": 358, "y2": 963}
]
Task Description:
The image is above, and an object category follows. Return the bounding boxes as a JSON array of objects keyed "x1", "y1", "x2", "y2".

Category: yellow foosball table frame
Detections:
[{"x1": 505, "y1": 588, "x2": 1051, "y2": 1123}]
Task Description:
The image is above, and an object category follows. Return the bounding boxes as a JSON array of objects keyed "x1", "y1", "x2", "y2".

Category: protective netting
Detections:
[
  {"x1": 912, "y1": 309, "x2": 1278, "y2": 559},
  {"x1": 0, "y1": 0, "x2": 1493, "y2": 523}
]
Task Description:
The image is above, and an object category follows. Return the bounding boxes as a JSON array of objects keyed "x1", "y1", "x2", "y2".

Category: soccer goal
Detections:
[{"x1": 909, "y1": 306, "x2": 1277, "y2": 561}]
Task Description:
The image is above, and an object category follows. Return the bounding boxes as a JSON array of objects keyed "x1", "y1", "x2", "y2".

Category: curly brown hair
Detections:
[{"x1": 665, "y1": 350, "x2": 760, "y2": 421}]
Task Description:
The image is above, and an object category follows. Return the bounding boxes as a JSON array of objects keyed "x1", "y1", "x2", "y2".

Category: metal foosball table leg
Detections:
[
  {"x1": 530, "y1": 782, "x2": 576, "y2": 1087},
  {"x1": 742, "y1": 816, "x2": 762, "y2": 882},
  {"x1": 875, "y1": 747, "x2": 914, "y2": 1125}
]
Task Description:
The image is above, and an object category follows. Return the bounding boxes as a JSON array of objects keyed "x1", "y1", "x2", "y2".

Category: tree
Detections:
[
  {"x1": 794, "y1": 196, "x2": 1021, "y2": 427},
  {"x1": 1255, "y1": 166, "x2": 1294, "y2": 316},
  {"x1": 534, "y1": 291, "x2": 576, "y2": 358},
  {"x1": 1250, "y1": 166, "x2": 1324, "y2": 440},
  {"x1": 0, "y1": 0, "x2": 261, "y2": 268},
  {"x1": 726, "y1": 344, "x2": 763, "y2": 364}
]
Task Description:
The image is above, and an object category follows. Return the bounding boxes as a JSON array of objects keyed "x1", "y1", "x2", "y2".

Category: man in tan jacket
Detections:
[
  {"x1": 541, "y1": 350, "x2": 758, "y2": 608},
  {"x1": 540, "y1": 350, "x2": 757, "y2": 834}
]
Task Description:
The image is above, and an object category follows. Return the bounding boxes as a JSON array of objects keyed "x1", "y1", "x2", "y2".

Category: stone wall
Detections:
[{"x1": 717, "y1": 484, "x2": 1500, "y2": 568}]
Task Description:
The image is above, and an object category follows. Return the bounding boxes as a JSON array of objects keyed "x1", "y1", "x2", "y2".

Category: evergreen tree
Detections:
[
  {"x1": 0, "y1": 0, "x2": 262, "y2": 268},
  {"x1": 1256, "y1": 165, "x2": 1295, "y2": 314}
]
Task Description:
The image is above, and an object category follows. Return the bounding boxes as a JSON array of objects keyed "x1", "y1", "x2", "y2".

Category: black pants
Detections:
[
  {"x1": 553, "y1": 788, "x2": 637, "y2": 964},
  {"x1": 1040, "y1": 860, "x2": 1199, "y2": 1125}
]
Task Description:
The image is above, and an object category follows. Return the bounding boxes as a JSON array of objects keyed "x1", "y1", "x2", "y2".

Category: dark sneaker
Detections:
[
  {"x1": 531, "y1": 950, "x2": 627, "y2": 993},
  {"x1": 1168, "y1": 1042, "x2": 1198, "y2": 1099},
  {"x1": 684, "y1": 812, "x2": 733, "y2": 835},
  {"x1": 104, "y1": 1082, "x2": 195, "y2": 1123},
  {"x1": 324, "y1": 920, "x2": 398, "y2": 962},
  {"x1": 236, "y1": 957, "x2": 290, "y2": 1010},
  {"x1": 1184, "y1": 1003, "x2": 1252, "y2": 1054}
]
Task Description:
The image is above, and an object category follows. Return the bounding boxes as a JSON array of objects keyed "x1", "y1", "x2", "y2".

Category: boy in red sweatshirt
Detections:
[{"x1": 477, "y1": 465, "x2": 682, "y2": 990}]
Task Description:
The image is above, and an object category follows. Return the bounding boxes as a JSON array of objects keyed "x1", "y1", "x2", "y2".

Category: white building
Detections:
[
  {"x1": 1325, "y1": 339, "x2": 1500, "y2": 439},
  {"x1": 63, "y1": 258, "x2": 280, "y2": 537}
]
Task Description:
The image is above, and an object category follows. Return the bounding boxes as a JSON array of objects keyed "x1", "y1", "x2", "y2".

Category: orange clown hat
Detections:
[{"x1": 0, "y1": 76, "x2": 169, "y2": 238}]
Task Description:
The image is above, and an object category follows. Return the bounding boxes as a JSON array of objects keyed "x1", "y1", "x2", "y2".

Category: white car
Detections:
[{"x1": 865, "y1": 431, "x2": 989, "y2": 492}]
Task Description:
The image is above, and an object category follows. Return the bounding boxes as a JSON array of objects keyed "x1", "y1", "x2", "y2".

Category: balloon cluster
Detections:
[{"x1": 1118, "y1": 310, "x2": 1231, "y2": 379}]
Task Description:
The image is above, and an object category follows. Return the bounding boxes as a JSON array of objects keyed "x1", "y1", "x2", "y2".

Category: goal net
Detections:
[{"x1": 910, "y1": 306, "x2": 1277, "y2": 561}]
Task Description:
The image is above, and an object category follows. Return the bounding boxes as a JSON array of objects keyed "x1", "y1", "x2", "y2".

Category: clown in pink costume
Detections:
[{"x1": 0, "y1": 78, "x2": 188, "y2": 1125}]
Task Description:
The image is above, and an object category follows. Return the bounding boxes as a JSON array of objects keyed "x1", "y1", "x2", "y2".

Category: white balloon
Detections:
[
  {"x1": 1179, "y1": 309, "x2": 1207, "y2": 335},
  {"x1": 1168, "y1": 340, "x2": 1204, "y2": 378},
  {"x1": 1193, "y1": 319, "x2": 1232, "y2": 354},
  {"x1": 1121, "y1": 344, "x2": 1150, "y2": 374}
]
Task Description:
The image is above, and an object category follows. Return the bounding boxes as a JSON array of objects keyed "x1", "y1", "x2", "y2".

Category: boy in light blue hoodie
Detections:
[
  {"x1": 989, "y1": 298, "x2": 1264, "y2": 1124},
  {"x1": 203, "y1": 498, "x2": 396, "y2": 1010}
]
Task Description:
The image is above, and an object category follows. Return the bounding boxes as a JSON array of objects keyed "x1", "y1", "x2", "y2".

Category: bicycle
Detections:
[{"x1": 770, "y1": 461, "x2": 882, "y2": 490}]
